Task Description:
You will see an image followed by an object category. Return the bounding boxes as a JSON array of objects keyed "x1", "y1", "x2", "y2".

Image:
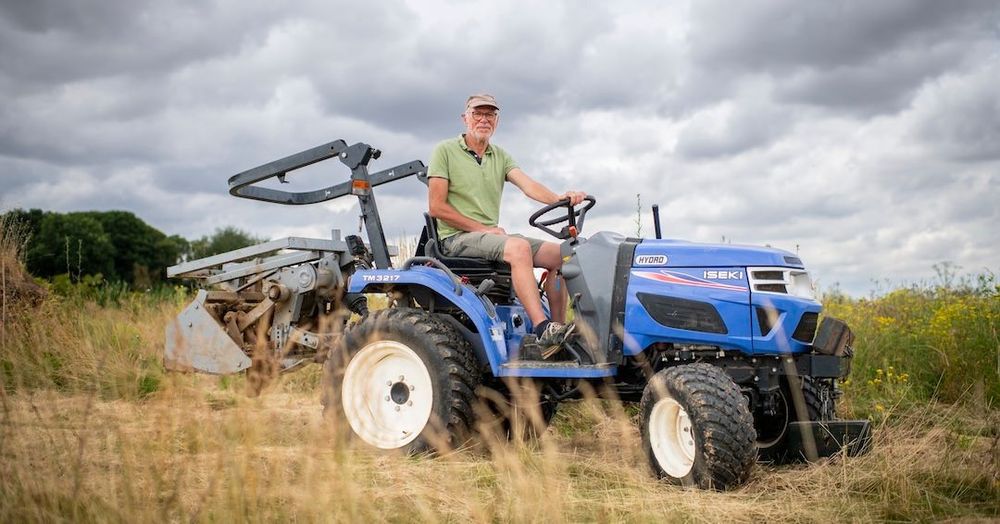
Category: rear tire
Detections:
[
  {"x1": 476, "y1": 378, "x2": 559, "y2": 441},
  {"x1": 640, "y1": 363, "x2": 756, "y2": 490},
  {"x1": 322, "y1": 308, "x2": 479, "y2": 453}
]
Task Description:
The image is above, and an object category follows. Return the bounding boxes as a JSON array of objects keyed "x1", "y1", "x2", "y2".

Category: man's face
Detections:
[{"x1": 463, "y1": 105, "x2": 499, "y2": 141}]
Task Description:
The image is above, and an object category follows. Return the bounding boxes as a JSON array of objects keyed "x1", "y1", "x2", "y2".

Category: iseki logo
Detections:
[{"x1": 703, "y1": 270, "x2": 744, "y2": 280}]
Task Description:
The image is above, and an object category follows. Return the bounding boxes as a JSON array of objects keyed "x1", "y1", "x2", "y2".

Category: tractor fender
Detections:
[{"x1": 348, "y1": 266, "x2": 508, "y2": 373}]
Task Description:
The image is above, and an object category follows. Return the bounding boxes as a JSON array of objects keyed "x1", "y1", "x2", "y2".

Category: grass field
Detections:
[{"x1": 1, "y1": 219, "x2": 998, "y2": 522}]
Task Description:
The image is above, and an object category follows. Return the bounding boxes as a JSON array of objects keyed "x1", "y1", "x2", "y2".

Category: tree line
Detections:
[{"x1": 3, "y1": 209, "x2": 264, "y2": 287}]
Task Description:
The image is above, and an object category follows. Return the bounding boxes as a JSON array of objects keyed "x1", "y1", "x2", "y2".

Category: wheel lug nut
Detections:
[
  {"x1": 385, "y1": 395, "x2": 390, "y2": 401},
  {"x1": 407, "y1": 401, "x2": 413, "y2": 406},
  {"x1": 410, "y1": 385, "x2": 415, "y2": 391},
  {"x1": 387, "y1": 381, "x2": 393, "y2": 386},
  {"x1": 395, "y1": 406, "x2": 401, "y2": 412},
  {"x1": 399, "y1": 375, "x2": 405, "y2": 381}
]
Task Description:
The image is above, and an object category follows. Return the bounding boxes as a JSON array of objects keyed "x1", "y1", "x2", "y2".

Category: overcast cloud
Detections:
[{"x1": 1, "y1": 0, "x2": 998, "y2": 295}]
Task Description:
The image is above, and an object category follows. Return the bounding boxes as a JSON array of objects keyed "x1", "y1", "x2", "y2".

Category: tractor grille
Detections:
[
  {"x1": 792, "y1": 312, "x2": 819, "y2": 342},
  {"x1": 637, "y1": 292, "x2": 728, "y2": 334}
]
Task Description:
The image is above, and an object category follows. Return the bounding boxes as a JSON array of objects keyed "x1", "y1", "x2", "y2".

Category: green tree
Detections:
[
  {"x1": 1, "y1": 208, "x2": 44, "y2": 239},
  {"x1": 156, "y1": 234, "x2": 188, "y2": 272},
  {"x1": 26, "y1": 213, "x2": 115, "y2": 281},
  {"x1": 80, "y1": 211, "x2": 186, "y2": 285},
  {"x1": 188, "y1": 226, "x2": 265, "y2": 260},
  {"x1": 15, "y1": 209, "x2": 262, "y2": 286}
]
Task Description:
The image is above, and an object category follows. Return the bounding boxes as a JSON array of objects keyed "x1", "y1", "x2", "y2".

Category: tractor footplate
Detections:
[
  {"x1": 772, "y1": 419, "x2": 872, "y2": 463},
  {"x1": 499, "y1": 361, "x2": 616, "y2": 378}
]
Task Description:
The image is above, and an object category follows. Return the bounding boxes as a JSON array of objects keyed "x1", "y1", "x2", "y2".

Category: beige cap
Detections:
[{"x1": 465, "y1": 93, "x2": 499, "y2": 111}]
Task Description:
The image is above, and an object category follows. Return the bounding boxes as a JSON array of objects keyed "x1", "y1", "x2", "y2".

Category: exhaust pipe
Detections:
[{"x1": 652, "y1": 204, "x2": 662, "y2": 239}]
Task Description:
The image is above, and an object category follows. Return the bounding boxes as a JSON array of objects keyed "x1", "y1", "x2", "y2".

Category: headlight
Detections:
[{"x1": 748, "y1": 267, "x2": 816, "y2": 300}]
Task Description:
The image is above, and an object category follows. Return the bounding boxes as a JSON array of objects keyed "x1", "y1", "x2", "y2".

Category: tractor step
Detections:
[{"x1": 499, "y1": 361, "x2": 616, "y2": 378}]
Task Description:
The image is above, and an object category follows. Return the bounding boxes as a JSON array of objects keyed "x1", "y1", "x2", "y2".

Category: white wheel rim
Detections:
[
  {"x1": 649, "y1": 397, "x2": 696, "y2": 478},
  {"x1": 341, "y1": 340, "x2": 434, "y2": 449}
]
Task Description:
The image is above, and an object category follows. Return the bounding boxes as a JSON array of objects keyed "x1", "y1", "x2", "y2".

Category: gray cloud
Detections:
[
  {"x1": 2, "y1": 0, "x2": 998, "y2": 296},
  {"x1": 690, "y1": 0, "x2": 995, "y2": 71},
  {"x1": 688, "y1": 0, "x2": 999, "y2": 115},
  {"x1": 0, "y1": 1, "x2": 282, "y2": 87},
  {"x1": 912, "y1": 64, "x2": 1000, "y2": 162},
  {"x1": 675, "y1": 94, "x2": 792, "y2": 159}
]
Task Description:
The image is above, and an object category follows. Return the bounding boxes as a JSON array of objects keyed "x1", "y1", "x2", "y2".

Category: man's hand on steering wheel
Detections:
[
  {"x1": 529, "y1": 194, "x2": 597, "y2": 240},
  {"x1": 559, "y1": 191, "x2": 588, "y2": 206}
]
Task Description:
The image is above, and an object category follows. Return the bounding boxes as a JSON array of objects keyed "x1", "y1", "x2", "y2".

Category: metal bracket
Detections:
[
  {"x1": 168, "y1": 236, "x2": 349, "y2": 278},
  {"x1": 224, "y1": 139, "x2": 423, "y2": 206},
  {"x1": 225, "y1": 139, "x2": 425, "y2": 271}
]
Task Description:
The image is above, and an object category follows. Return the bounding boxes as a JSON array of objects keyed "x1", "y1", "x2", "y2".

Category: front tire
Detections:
[
  {"x1": 640, "y1": 364, "x2": 756, "y2": 490},
  {"x1": 322, "y1": 308, "x2": 479, "y2": 453}
]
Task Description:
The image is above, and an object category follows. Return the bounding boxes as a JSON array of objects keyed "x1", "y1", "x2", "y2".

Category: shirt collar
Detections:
[{"x1": 458, "y1": 134, "x2": 493, "y2": 155}]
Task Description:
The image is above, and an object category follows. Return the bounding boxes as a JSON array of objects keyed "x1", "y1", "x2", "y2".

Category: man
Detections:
[{"x1": 427, "y1": 93, "x2": 587, "y2": 355}]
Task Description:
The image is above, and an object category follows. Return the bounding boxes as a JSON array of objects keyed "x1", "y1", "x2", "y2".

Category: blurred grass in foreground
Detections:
[{"x1": 1, "y1": 382, "x2": 997, "y2": 522}]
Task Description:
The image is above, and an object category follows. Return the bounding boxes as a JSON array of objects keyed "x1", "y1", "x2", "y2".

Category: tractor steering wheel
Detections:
[{"x1": 528, "y1": 195, "x2": 597, "y2": 240}]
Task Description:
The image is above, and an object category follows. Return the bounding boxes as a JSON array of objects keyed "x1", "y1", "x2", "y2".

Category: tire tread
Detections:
[
  {"x1": 640, "y1": 363, "x2": 756, "y2": 490},
  {"x1": 322, "y1": 307, "x2": 480, "y2": 453}
]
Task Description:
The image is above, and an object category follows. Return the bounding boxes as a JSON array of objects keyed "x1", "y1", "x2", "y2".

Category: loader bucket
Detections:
[{"x1": 165, "y1": 290, "x2": 252, "y2": 374}]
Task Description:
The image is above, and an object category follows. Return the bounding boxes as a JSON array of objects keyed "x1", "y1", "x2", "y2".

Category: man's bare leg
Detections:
[
  {"x1": 544, "y1": 274, "x2": 567, "y2": 323},
  {"x1": 534, "y1": 242, "x2": 566, "y2": 323},
  {"x1": 503, "y1": 237, "x2": 546, "y2": 325}
]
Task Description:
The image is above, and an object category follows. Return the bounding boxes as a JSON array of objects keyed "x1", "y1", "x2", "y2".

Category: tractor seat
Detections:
[{"x1": 415, "y1": 213, "x2": 513, "y2": 303}]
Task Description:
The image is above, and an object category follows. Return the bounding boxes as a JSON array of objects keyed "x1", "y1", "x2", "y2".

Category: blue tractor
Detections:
[{"x1": 166, "y1": 140, "x2": 870, "y2": 490}]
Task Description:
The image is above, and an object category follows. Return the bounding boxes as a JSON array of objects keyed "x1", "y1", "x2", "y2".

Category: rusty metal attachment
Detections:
[
  {"x1": 165, "y1": 234, "x2": 359, "y2": 374},
  {"x1": 165, "y1": 139, "x2": 426, "y2": 374}
]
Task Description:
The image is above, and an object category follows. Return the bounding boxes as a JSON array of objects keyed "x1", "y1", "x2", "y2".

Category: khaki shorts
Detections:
[{"x1": 440, "y1": 232, "x2": 546, "y2": 262}]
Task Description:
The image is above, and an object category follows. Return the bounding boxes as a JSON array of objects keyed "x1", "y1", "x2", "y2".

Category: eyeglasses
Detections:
[{"x1": 468, "y1": 110, "x2": 498, "y2": 122}]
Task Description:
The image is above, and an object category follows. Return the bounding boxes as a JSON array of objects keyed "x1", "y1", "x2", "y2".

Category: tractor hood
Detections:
[{"x1": 630, "y1": 238, "x2": 804, "y2": 268}]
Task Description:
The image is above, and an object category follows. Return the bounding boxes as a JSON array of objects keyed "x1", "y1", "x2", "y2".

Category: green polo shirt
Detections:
[{"x1": 427, "y1": 134, "x2": 519, "y2": 239}]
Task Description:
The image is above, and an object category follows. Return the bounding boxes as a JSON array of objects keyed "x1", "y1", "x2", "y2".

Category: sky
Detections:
[{"x1": 1, "y1": 0, "x2": 998, "y2": 296}]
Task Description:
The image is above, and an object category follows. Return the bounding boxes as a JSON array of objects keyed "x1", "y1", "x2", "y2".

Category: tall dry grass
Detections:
[
  {"x1": 1, "y1": 219, "x2": 998, "y2": 521},
  {"x1": 1, "y1": 377, "x2": 997, "y2": 522},
  {"x1": 1, "y1": 283, "x2": 181, "y2": 400}
]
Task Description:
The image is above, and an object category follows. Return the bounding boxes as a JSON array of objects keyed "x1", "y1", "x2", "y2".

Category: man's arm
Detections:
[
  {"x1": 507, "y1": 168, "x2": 587, "y2": 206},
  {"x1": 427, "y1": 177, "x2": 506, "y2": 234}
]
